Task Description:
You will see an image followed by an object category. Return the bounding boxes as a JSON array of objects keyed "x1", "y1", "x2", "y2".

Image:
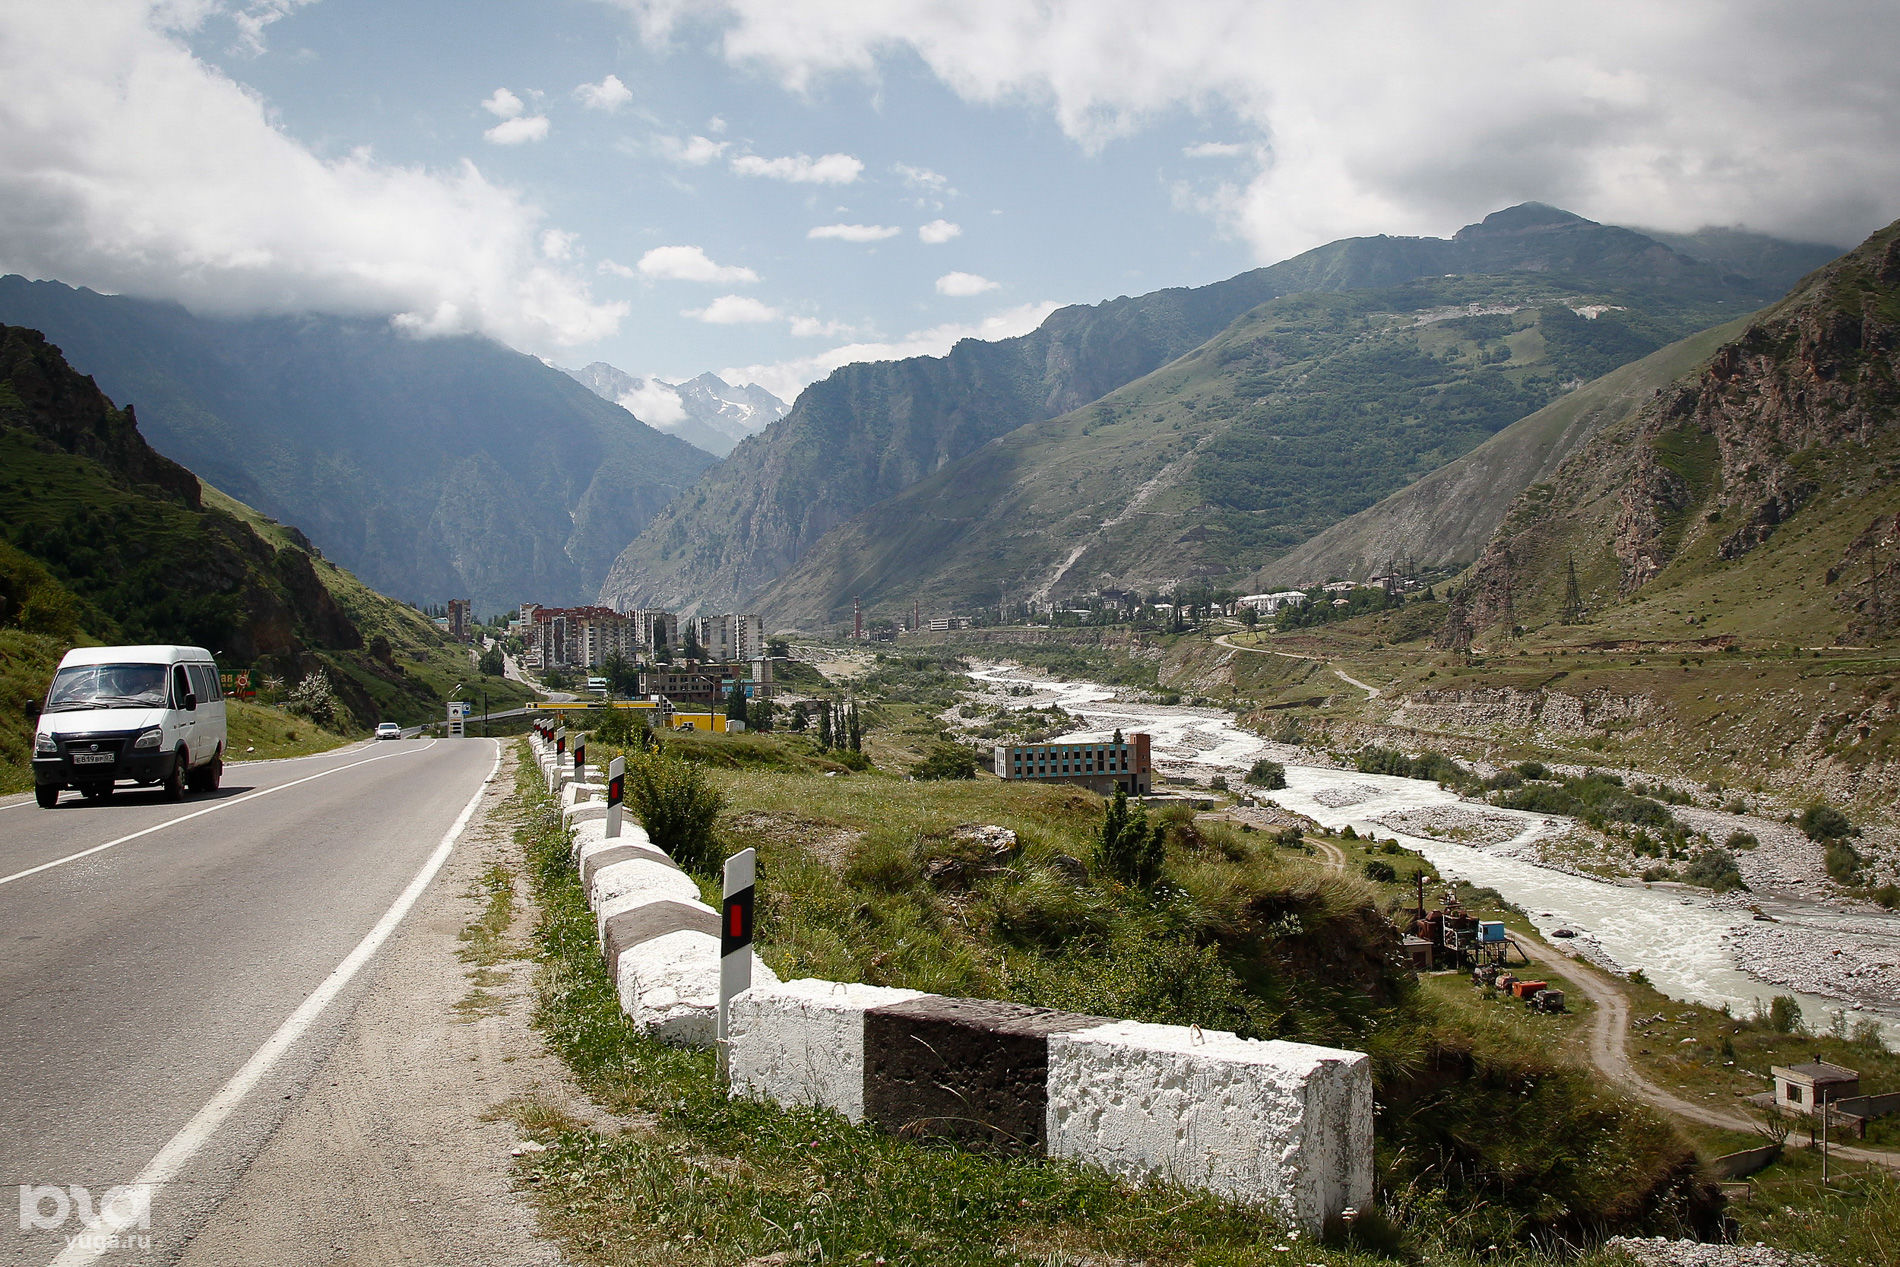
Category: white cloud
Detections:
[
  {"x1": 730, "y1": 151, "x2": 864, "y2": 184},
  {"x1": 1182, "y1": 141, "x2": 1246, "y2": 158},
  {"x1": 0, "y1": 1, "x2": 622, "y2": 350},
  {"x1": 481, "y1": 87, "x2": 525, "y2": 119},
  {"x1": 228, "y1": 0, "x2": 321, "y2": 55},
  {"x1": 720, "y1": 300, "x2": 1064, "y2": 403},
  {"x1": 615, "y1": 379, "x2": 688, "y2": 427},
  {"x1": 935, "y1": 270, "x2": 998, "y2": 296},
  {"x1": 789, "y1": 315, "x2": 856, "y2": 338},
  {"x1": 574, "y1": 73, "x2": 633, "y2": 111},
  {"x1": 894, "y1": 162, "x2": 948, "y2": 192},
  {"x1": 657, "y1": 134, "x2": 729, "y2": 165},
  {"x1": 484, "y1": 115, "x2": 550, "y2": 145},
  {"x1": 636, "y1": 245, "x2": 760, "y2": 284},
  {"x1": 687, "y1": 294, "x2": 781, "y2": 323},
  {"x1": 597, "y1": 258, "x2": 638, "y2": 279},
  {"x1": 808, "y1": 223, "x2": 899, "y2": 242},
  {"x1": 541, "y1": 228, "x2": 578, "y2": 260},
  {"x1": 918, "y1": 218, "x2": 961, "y2": 243},
  {"x1": 624, "y1": 0, "x2": 1900, "y2": 258}
]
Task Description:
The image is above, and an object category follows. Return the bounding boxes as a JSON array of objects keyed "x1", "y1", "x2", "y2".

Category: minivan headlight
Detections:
[
  {"x1": 34, "y1": 732, "x2": 56, "y2": 755},
  {"x1": 133, "y1": 727, "x2": 163, "y2": 750}
]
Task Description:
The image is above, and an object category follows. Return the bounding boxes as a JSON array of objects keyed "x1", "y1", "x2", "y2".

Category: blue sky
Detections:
[{"x1": 3, "y1": 1, "x2": 1897, "y2": 405}]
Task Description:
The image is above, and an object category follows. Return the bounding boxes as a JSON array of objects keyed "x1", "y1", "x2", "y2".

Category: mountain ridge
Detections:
[
  {"x1": 562, "y1": 362, "x2": 786, "y2": 458},
  {"x1": 601, "y1": 205, "x2": 1837, "y2": 619}
]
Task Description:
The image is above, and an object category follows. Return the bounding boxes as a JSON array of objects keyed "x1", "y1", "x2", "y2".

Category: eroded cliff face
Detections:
[{"x1": 1456, "y1": 221, "x2": 1900, "y2": 638}]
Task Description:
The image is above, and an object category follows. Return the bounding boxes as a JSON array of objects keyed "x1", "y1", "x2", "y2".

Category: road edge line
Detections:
[{"x1": 47, "y1": 739, "x2": 503, "y2": 1267}]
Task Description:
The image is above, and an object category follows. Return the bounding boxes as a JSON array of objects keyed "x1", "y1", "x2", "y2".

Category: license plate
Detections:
[{"x1": 71, "y1": 752, "x2": 114, "y2": 765}]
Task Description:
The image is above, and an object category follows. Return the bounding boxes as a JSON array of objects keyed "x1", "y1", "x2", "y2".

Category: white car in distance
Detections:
[{"x1": 375, "y1": 722, "x2": 402, "y2": 741}]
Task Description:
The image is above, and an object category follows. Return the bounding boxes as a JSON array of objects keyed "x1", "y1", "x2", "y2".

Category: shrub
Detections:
[
  {"x1": 1825, "y1": 840, "x2": 1863, "y2": 884},
  {"x1": 1516, "y1": 760, "x2": 1549, "y2": 780},
  {"x1": 1873, "y1": 884, "x2": 1900, "y2": 911},
  {"x1": 624, "y1": 748, "x2": 726, "y2": 877},
  {"x1": 1244, "y1": 758, "x2": 1286, "y2": 789},
  {"x1": 909, "y1": 744, "x2": 977, "y2": 780},
  {"x1": 1755, "y1": 994, "x2": 1803, "y2": 1034},
  {"x1": 1363, "y1": 859, "x2": 1398, "y2": 883},
  {"x1": 1209, "y1": 773, "x2": 1228, "y2": 791},
  {"x1": 286, "y1": 669, "x2": 336, "y2": 728},
  {"x1": 1683, "y1": 847, "x2": 1746, "y2": 893},
  {"x1": 1098, "y1": 786, "x2": 1164, "y2": 888},
  {"x1": 1724, "y1": 830, "x2": 1759, "y2": 850},
  {"x1": 1800, "y1": 803, "x2": 1857, "y2": 842}
]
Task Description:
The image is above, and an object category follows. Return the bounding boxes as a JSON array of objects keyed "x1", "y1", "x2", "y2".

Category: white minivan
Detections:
[{"x1": 32, "y1": 645, "x2": 229, "y2": 808}]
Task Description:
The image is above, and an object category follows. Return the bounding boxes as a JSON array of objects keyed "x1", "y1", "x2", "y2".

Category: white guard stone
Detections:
[
  {"x1": 590, "y1": 857, "x2": 701, "y2": 917},
  {"x1": 1045, "y1": 1021, "x2": 1372, "y2": 1235},
  {"x1": 726, "y1": 979, "x2": 928, "y2": 1122},
  {"x1": 568, "y1": 816, "x2": 656, "y2": 864},
  {"x1": 616, "y1": 929, "x2": 779, "y2": 1047}
]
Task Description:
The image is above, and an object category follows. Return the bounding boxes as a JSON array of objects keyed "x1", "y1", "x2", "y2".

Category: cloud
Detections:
[
  {"x1": 687, "y1": 294, "x2": 781, "y2": 323},
  {"x1": 730, "y1": 151, "x2": 864, "y2": 183},
  {"x1": 541, "y1": 228, "x2": 577, "y2": 259},
  {"x1": 615, "y1": 379, "x2": 688, "y2": 427},
  {"x1": 1182, "y1": 141, "x2": 1246, "y2": 158},
  {"x1": 719, "y1": 300, "x2": 1064, "y2": 403},
  {"x1": 657, "y1": 134, "x2": 728, "y2": 165},
  {"x1": 935, "y1": 270, "x2": 998, "y2": 296},
  {"x1": 894, "y1": 162, "x2": 949, "y2": 192},
  {"x1": 636, "y1": 245, "x2": 760, "y2": 283},
  {"x1": 484, "y1": 115, "x2": 550, "y2": 145},
  {"x1": 481, "y1": 87, "x2": 525, "y2": 119},
  {"x1": 808, "y1": 223, "x2": 899, "y2": 242},
  {"x1": 0, "y1": 1, "x2": 621, "y2": 350},
  {"x1": 623, "y1": 0, "x2": 1900, "y2": 257},
  {"x1": 918, "y1": 218, "x2": 960, "y2": 243},
  {"x1": 597, "y1": 258, "x2": 638, "y2": 279},
  {"x1": 789, "y1": 315, "x2": 856, "y2": 338},
  {"x1": 574, "y1": 73, "x2": 633, "y2": 111},
  {"x1": 228, "y1": 0, "x2": 321, "y2": 54}
]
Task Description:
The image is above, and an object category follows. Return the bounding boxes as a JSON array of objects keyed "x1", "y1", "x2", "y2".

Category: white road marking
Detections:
[
  {"x1": 47, "y1": 740, "x2": 502, "y2": 1267},
  {"x1": 0, "y1": 740, "x2": 440, "y2": 890}
]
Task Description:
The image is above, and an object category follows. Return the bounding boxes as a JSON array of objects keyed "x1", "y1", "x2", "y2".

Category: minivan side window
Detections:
[
  {"x1": 172, "y1": 665, "x2": 193, "y2": 708},
  {"x1": 187, "y1": 663, "x2": 221, "y2": 703}
]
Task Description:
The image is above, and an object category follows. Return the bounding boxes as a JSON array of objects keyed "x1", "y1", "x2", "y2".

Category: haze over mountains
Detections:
[
  {"x1": 602, "y1": 204, "x2": 1840, "y2": 625},
  {"x1": 562, "y1": 363, "x2": 789, "y2": 458},
  {"x1": 0, "y1": 276, "x2": 714, "y2": 611}
]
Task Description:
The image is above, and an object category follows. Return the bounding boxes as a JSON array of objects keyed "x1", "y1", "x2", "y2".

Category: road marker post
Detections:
[
  {"x1": 718, "y1": 847, "x2": 757, "y2": 1076},
  {"x1": 556, "y1": 727, "x2": 566, "y2": 757},
  {"x1": 573, "y1": 737, "x2": 586, "y2": 784},
  {"x1": 605, "y1": 755, "x2": 625, "y2": 839}
]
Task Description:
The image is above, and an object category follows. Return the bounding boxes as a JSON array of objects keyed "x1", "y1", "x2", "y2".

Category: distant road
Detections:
[
  {"x1": 1215, "y1": 632, "x2": 1382, "y2": 698},
  {"x1": 0, "y1": 738, "x2": 499, "y2": 1265}
]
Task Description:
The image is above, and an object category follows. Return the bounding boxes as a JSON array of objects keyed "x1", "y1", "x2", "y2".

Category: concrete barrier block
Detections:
[
  {"x1": 579, "y1": 839, "x2": 676, "y2": 892},
  {"x1": 728, "y1": 979, "x2": 928, "y2": 1122},
  {"x1": 615, "y1": 929, "x2": 779, "y2": 1047},
  {"x1": 1045, "y1": 1021, "x2": 1372, "y2": 1233},
  {"x1": 562, "y1": 802, "x2": 608, "y2": 828},
  {"x1": 561, "y1": 781, "x2": 606, "y2": 807},
  {"x1": 591, "y1": 857, "x2": 700, "y2": 915},
  {"x1": 600, "y1": 894, "x2": 720, "y2": 972},
  {"x1": 568, "y1": 816, "x2": 656, "y2": 864}
]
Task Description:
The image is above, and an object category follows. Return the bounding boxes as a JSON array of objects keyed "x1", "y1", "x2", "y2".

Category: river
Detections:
[{"x1": 967, "y1": 664, "x2": 1900, "y2": 1041}]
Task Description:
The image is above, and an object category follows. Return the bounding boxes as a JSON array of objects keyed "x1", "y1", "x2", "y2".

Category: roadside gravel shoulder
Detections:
[{"x1": 176, "y1": 743, "x2": 600, "y2": 1267}]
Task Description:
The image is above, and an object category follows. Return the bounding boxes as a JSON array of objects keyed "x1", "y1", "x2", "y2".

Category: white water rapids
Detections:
[{"x1": 968, "y1": 664, "x2": 1900, "y2": 1040}]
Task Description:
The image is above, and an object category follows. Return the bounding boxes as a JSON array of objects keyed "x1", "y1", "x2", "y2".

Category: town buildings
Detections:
[{"x1": 993, "y1": 734, "x2": 1152, "y2": 796}]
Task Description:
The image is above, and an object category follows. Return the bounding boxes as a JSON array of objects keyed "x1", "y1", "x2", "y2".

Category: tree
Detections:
[
  {"x1": 767, "y1": 637, "x2": 791, "y2": 659},
  {"x1": 817, "y1": 700, "x2": 833, "y2": 749},
  {"x1": 1245, "y1": 758, "x2": 1287, "y2": 789},
  {"x1": 789, "y1": 701, "x2": 809, "y2": 733},
  {"x1": 1098, "y1": 785, "x2": 1164, "y2": 888},
  {"x1": 683, "y1": 632, "x2": 706, "y2": 661},
  {"x1": 847, "y1": 700, "x2": 862, "y2": 751},
  {"x1": 751, "y1": 699, "x2": 776, "y2": 733},
  {"x1": 909, "y1": 744, "x2": 978, "y2": 780},
  {"x1": 726, "y1": 682, "x2": 748, "y2": 724}
]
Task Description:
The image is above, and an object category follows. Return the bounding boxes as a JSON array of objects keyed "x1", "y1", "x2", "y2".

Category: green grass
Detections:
[{"x1": 226, "y1": 699, "x2": 352, "y2": 761}]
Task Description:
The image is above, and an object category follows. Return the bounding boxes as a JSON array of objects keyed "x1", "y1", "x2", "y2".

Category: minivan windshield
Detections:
[{"x1": 44, "y1": 663, "x2": 169, "y2": 712}]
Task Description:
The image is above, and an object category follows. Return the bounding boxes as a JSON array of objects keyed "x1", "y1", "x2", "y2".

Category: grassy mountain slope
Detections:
[
  {"x1": 1451, "y1": 217, "x2": 1900, "y2": 650},
  {"x1": 754, "y1": 224, "x2": 1823, "y2": 629},
  {"x1": 1252, "y1": 315, "x2": 1756, "y2": 587},
  {"x1": 0, "y1": 277, "x2": 715, "y2": 609},
  {"x1": 0, "y1": 325, "x2": 531, "y2": 784},
  {"x1": 603, "y1": 205, "x2": 1831, "y2": 618}
]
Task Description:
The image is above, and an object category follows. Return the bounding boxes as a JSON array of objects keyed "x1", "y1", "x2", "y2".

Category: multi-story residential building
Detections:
[
  {"x1": 692, "y1": 613, "x2": 765, "y2": 662},
  {"x1": 530, "y1": 605, "x2": 639, "y2": 670},
  {"x1": 447, "y1": 598, "x2": 473, "y2": 641},
  {"x1": 993, "y1": 733, "x2": 1152, "y2": 796}
]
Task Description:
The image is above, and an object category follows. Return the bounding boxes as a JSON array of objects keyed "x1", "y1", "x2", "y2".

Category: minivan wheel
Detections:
[
  {"x1": 34, "y1": 784, "x2": 58, "y2": 808},
  {"x1": 163, "y1": 751, "x2": 187, "y2": 802}
]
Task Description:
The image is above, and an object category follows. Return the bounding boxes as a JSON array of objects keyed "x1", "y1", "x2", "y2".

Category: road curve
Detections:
[
  {"x1": 1214, "y1": 632, "x2": 1381, "y2": 698},
  {"x1": 1, "y1": 737, "x2": 500, "y2": 1265}
]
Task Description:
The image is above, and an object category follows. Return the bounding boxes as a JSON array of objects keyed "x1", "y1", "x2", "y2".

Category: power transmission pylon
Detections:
[{"x1": 1560, "y1": 554, "x2": 1585, "y2": 624}]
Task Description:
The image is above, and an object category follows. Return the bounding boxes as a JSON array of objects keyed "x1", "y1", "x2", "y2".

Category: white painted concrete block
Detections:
[
  {"x1": 616, "y1": 929, "x2": 779, "y2": 1047},
  {"x1": 576, "y1": 835, "x2": 672, "y2": 877},
  {"x1": 1046, "y1": 1021, "x2": 1372, "y2": 1233},
  {"x1": 568, "y1": 816, "x2": 656, "y2": 864},
  {"x1": 590, "y1": 857, "x2": 700, "y2": 916},
  {"x1": 562, "y1": 802, "x2": 608, "y2": 828},
  {"x1": 727, "y1": 979, "x2": 927, "y2": 1122}
]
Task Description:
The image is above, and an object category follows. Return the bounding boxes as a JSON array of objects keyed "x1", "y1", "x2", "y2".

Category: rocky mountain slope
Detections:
[
  {"x1": 0, "y1": 325, "x2": 508, "y2": 750},
  {"x1": 563, "y1": 363, "x2": 786, "y2": 458},
  {"x1": 0, "y1": 277, "x2": 714, "y2": 610},
  {"x1": 1250, "y1": 315, "x2": 1755, "y2": 588},
  {"x1": 1451, "y1": 217, "x2": 1900, "y2": 648},
  {"x1": 603, "y1": 206, "x2": 1834, "y2": 620},
  {"x1": 751, "y1": 211, "x2": 1838, "y2": 628}
]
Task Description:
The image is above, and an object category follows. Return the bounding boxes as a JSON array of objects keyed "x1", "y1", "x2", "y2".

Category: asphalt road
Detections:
[{"x1": 0, "y1": 737, "x2": 500, "y2": 1266}]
